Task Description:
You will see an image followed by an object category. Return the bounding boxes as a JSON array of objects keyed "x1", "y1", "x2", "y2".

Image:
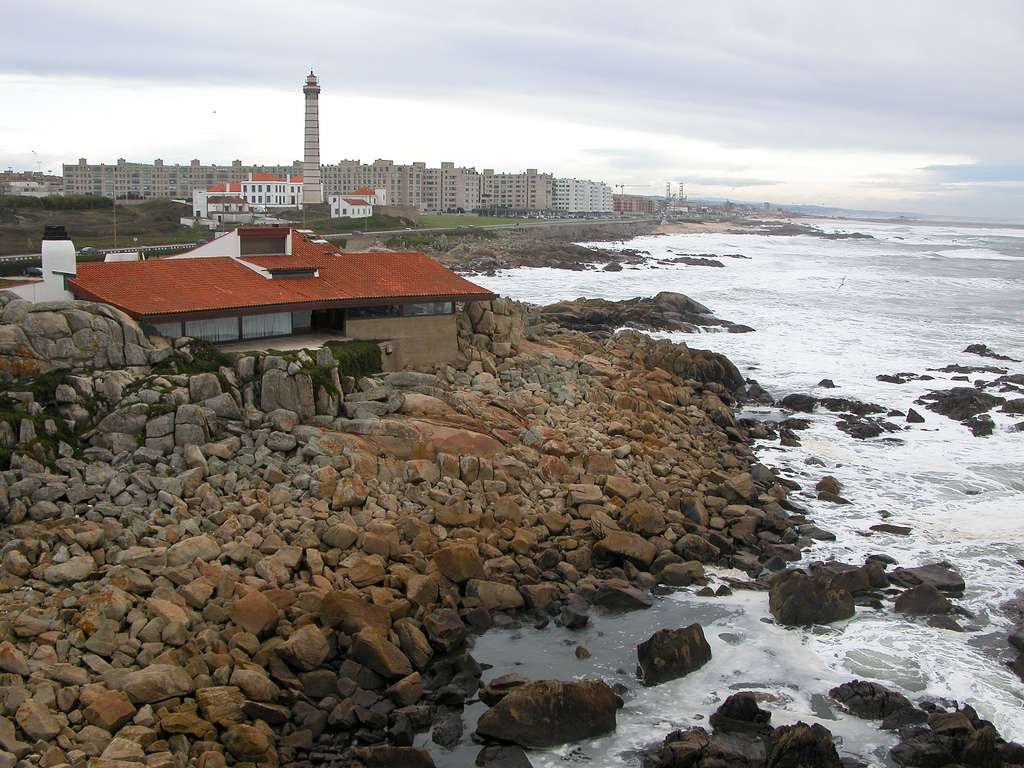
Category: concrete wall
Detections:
[{"x1": 346, "y1": 314, "x2": 459, "y2": 371}]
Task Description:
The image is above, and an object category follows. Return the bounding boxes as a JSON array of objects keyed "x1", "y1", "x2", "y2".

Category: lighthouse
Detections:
[{"x1": 302, "y1": 71, "x2": 323, "y2": 205}]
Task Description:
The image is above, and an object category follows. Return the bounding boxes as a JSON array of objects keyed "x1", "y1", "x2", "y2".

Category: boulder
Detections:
[
  {"x1": 279, "y1": 623, "x2": 330, "y2": 671},
  {"x1": 768, "y1": 571, "x2": 854, "y2": 626},
  {"x1": 433, "y1": 545, "x2": 486, "y2": 583},
  {"x1": 222, "y1": 724, "x2": 275, "y2": 764},
  {"x1": 466, "y1": 580, "x2": 525, "y2": 612},
  {"x1": 637, "y1": 624, "x2": 712, "y2": 685},
  {"x1": 352, "y1": 628, "x2": 414, "y2": 680},
  {"x1": 225, "y1": 590, "x2": 280, "y2": 638},
  {"x1": 593, "y1": 530, "x2": 657, "y2": 570},
  {"x1": 895, "y1": 584, "x2": 954, "y2": 615},
  {"x1": 121, "y1": 664, "x2": 195, "y2": 704},
  {"x1": 764, "y1": 722, "x2": 843, "y2": 768},
  {"x1": 890, "y1": 563, "x2": 965, "y2": 594},
  {"x1": 320, "y1": 590, "x2": 392, "y2": 635},
  {"x1": 475, "y1": 679, "x2": 619, "y2": 748},
  {"x1": 829, "y1": 680, "x2": 925, "y2": 727}
]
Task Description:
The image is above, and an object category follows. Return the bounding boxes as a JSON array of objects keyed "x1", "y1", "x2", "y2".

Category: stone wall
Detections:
[{"x1": 457, "y1": 298, "x2": 527, "y2": 360}]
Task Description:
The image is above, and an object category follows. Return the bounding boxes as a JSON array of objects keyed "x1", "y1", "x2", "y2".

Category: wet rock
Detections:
[
  {"x1": 593, "y1": 530, "x2": 657, "y2": 570},
  {"x1": 780, "y1": 394, "x2": 816, "y2": 412},
  {"x1": 917, "y1": 387, "x2": 1005, "y2": 422},
  {"x1": 765, "y1": 722, "x2": 843, "y2": 768},
  {"x1": 708, "y1": 691, "x2": 772, "y2": 735},
  {"x1": 829, "y1": 680, "x2": 923, "y2": 725},
  {"x1": 890, "y1": 563, "x2": 965, "y2": 594},
  {"x1": 768, "y1": 570, "x2": 855, "y2": 626},
  {"x1": 475, "y1": 679, "x2": 620, "y2": 748},
  {"x1": 354, "y1": 746, "x2": 437, "y2": 768},
  {"x1": 475, "y1": 744, "x2": 534, "y2": 768},
  {"x1": 636, "y1": 624, "x2": 712, "y2": 685},
  {"x1": 592, "y1": 581, "x2": 654, "y2": 609},
  {"x1": 895, "y1": 584, "x2": 954, "y2": 615}
]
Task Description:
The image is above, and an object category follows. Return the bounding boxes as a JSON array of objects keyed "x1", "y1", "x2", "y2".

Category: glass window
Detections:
[
  {"x1": 185, "y1": 317, "x2": 239, "y2": 342},
  {"x1": 242, "y1": 312, "x2": 291, "y2": 339},
  {"x1": 349, "y1": 305, "x2": 399, "y2": 319},
  {"x1": 403, "y1": 302, "x2": 454, "y2": 316},
  {"x1": 151, "y1": 321, "x2": 183, "y2": 339}
]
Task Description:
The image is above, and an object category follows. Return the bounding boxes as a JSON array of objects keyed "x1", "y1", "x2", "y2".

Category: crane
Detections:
[{"x1": 614, "y1": 184, "x2": 650, "y2": 194}]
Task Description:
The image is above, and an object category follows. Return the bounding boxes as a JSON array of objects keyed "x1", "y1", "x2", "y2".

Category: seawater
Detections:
[{"x1": 420, "y1": 220, "x2": 1024, "y2": 767}]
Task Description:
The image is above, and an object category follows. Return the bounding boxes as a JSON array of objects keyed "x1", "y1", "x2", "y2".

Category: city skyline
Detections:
[{"x1": 4, "y1": 1, "x2": 1024, "y2": 220}]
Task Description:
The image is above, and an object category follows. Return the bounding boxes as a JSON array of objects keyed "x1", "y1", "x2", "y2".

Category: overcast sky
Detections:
[{"x1": 3, "y1": 1, "x2": 1023, "y2": 219}]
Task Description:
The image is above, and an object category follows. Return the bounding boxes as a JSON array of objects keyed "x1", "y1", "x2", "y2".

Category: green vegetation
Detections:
[
  {"x1": 0, "y1": 369, "x2": 92, "y2": 470},
  {"x1": 324, "y1": 340, "x2": 382, "y2": 379},
  {"x1": 0, "y1": 196, "x2": 202, "y2": 256},
  {"x1": 278, "y1": 210, "x2": 417, "y2": 234},
  {"x1": 150, "y1": 339, "x2": 235, "y2": 377}
]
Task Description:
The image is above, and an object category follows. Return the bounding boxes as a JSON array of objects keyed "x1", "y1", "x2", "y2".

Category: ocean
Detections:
[{"x1": 418, "y1": 220, "x2": 1024, "y2": 767}]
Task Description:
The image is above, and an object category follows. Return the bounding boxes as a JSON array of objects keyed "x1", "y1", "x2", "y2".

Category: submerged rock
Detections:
[
  {"x1": 474, "y1": 679, "x2": 620, "y2": 748},
  {"x1": 768, "y1": 571, "x2": 855, "y2": 626}
]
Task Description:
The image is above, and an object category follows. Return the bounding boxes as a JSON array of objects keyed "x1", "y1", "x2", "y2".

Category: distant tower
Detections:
[{"x1": 302, "y1": 71, "x2": 323, "y2": 205}]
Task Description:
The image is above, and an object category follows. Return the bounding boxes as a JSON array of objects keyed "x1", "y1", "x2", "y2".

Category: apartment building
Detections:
[
  {"x1": 0, "y1": 171, "x2": 64, "y2": 197},
  {"x1": 422, "y1": 162, "x2": 481, "y2": 213},
  {"x1": 612, "y1": 193, "x2": 663, "y2": 215},
  {"x1": 553, "y1": 178, "x2": 614, "y2": 214},
  {"x1": 479, "y1": 168, "x2": 554, "y2": 215},
  {"x1": 63, "y1": 158, "x2": 301, "y2": 200}
]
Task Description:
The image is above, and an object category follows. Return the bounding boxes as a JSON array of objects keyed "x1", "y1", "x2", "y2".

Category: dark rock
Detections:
[
  {"x1": 906, "y1": 408, "x2": 926, "y2": 423},
  {"x1": 479, "y1": 674, "x2": 530, "y2": 707},
  {"x1": 870, "y1": 523, "x2": 912, "y2": 536},
  {"x1": 895, "y1": 584, "x2": 954, "y2": 615},
  {"x1": 475, "y1": 745, "x2": 534, "y2": 768},
  {"x1": 431, "y1": 713, "x2": 464, "y2": 749},
  {"x1": 354, "y1": 746, "x2": 437, "y2": 768},
  {"x1": 780, "y1": 394, "x2": 816, "y2": 413},
  {"x1": 963, "y1": 343, "x2": 1019, "y2": 362},
  {"x1": 829, "y1": 680, "x2": 919, "y2": 721},
  {"x1": 708, "y1": 691, "x2": 772, "y2": 736},
  {"x1": 591, "y1": 581, "x2": 653, "y2": 609},
  {"x1": 764, "y1": 722, "x2": 843, "y2": 768},
  {"x1": 636, "y1": 624, "x2": 712, "y2": 685},
  {"x1": 890, "y1": 563, "x2": 965, "y2": 594},
  {"x1": 768, "y1": 570, "x2": 855, "y2": 626},
  {"x1": 475, "y1": 679, "x2": 620, "y2": 749},
  {"x1": 818, "y1": 379, "x2": 837, "y2": 388},
  {"x1": 917, "y1": 387, "x2": 1005, "y2": 422}
]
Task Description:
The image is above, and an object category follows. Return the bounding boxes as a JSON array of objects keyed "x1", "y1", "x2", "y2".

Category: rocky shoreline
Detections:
[{"x1": 0, "y1": 265, "x2": 1021, "y2": 768}]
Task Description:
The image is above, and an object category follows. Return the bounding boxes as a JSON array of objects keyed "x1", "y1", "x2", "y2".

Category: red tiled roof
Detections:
[
  {"x1": 289, "y1": 175, "x2": 303, "y2": 183},
  {"x1": 340, "y1": 198, "x2": 371, "y2": 206},
  {"x1": 249, "y1": 172, "x2": 283, "y2": 182},
  {"x1": 207, "y1": 184, "x2": 227, "y2": 193},
  {"x1": 207, "y1": 195, "x2": 247, "y2": 204},
  {"x1": 68, "y1": 231, "x2": 495, "y2": 319},
  {"x1": 350, "y1": 186, "x2": 376, "y2": 196},
  {"x1": 228, "y1": 183, "x2": 241, "y2": 193}
]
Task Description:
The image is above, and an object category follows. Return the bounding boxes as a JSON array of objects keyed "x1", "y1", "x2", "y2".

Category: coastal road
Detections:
[{"x1": 1, "y1": 216, "x2": 661, "y2": 261}]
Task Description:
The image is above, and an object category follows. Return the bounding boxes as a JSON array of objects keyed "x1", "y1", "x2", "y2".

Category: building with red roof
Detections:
[{"x1": 67, "y1": 227, "x2": 496, "y2": 370}]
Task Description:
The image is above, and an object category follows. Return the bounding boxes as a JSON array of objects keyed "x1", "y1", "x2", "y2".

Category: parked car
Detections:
[
  {"x1": 78, "y1": 246, "x2": 100, "y2": 256},
  {"x1": 24, "y1": 267, "x2": 42, "y2": 277},
  {"x1": 195, "y1": 239, "x2": 209, "y2": 246}
]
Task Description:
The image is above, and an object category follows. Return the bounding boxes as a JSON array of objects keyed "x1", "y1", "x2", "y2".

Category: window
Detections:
[
  {"x1": 242, "y1": 312, "x2": 291, "y2": 339},
  {"x1": 403, "y1": 302, "x2": 454, "y2": 316},
  {"x1": 349, "y1": 305, "x2": 399, "y2": 319},
  {"x1": 185, "y1": 317, "x2": 239, "y2": 342}
]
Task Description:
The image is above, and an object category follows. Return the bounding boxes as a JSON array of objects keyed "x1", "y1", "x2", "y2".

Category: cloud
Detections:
[{"x1": 922, "y1": 164, "x2": 1024, "y2": 183}]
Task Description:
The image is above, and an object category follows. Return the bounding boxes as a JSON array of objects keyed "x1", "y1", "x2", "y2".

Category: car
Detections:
[
  {"x1": 404, "y1": 227, "x2": 412, "y2": 231},
  {"x1": 78, "y1": 246, "x2": 100, "y2": 256},
  {"x1": 195, "y1": 239, "x2": 209, "y2": 246},
  {"x1": 24, "y1": 267, "x2": 42, "y2": 277},
  {"x1": 351, "y1": 230, "x2": 362, "y2": 235}
]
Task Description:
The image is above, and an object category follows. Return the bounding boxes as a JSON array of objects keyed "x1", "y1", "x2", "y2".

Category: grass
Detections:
[
  {"x1": 0, "y1": 197, "x2": 206, "y2": 256},
  {"x1": 419, "y1": 214, "x2": 573, "y2": 228}
]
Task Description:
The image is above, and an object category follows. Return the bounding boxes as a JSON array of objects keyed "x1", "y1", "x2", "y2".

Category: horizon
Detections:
[{"x1": 4, "y1": 2, "x2": 1024, "y2": 221}]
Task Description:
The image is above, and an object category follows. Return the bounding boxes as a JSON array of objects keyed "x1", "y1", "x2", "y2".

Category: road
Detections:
[{"x1": 1, "y1": 217, "x2": 659, "y2": 262}]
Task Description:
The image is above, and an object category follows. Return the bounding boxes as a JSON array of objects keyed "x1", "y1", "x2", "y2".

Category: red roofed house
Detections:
[
  {"x1": 67, "y1": 227, "x2": 496, "y2": 370},
  {"x1": 192, "y1": 173, "x2": 305, "y2": 218},
  {"x1": 329, "y1": 186, "x2": 386, "y2": 219}
]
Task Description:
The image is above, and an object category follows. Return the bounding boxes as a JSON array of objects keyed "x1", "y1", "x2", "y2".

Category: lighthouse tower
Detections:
[{"x1": 301, "y1": 71, "x2": 323, "y2": 205}]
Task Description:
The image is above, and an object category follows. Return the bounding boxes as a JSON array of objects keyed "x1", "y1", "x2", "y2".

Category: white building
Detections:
[
  {"x1": 191, "y1": 172, "x2": 304, "y2": 218},
  {"x1": 328, "y1": 187, "x2": 385, "y2": 219},
  {"x1": 553, "y1": 178, "x2": 614, "y2": 214}
]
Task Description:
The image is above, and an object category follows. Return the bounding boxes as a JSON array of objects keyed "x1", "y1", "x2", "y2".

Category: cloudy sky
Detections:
[{"x1": 3, "y1": 1, "x2": 1023, "y2": 219}]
